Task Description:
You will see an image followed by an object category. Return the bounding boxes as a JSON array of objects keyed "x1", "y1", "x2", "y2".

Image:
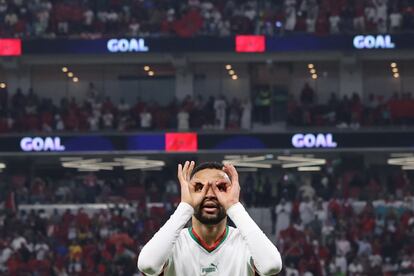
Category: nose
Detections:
[{"x1": 205, "y1": 182, "x2": 216, "y2": 197}]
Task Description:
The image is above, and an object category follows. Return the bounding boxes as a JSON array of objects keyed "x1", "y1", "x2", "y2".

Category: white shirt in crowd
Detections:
[
  {"x1": 336, "y1": 237, "x2": 351, "y2": 256},
  {"x1": 177, "y1": 110, "x2": 190, "y2": 130},
  {"x1": 118, "y1": 102, "x2": 130, "y2": 113},
  {"x1": 390, "y1": 12, "x2": 402, "y2": 29},
  {"x1": 348, "y1": 261, "x2": 363, "y2": 275},
  {"x1": 329, "y1": 15, "x2": 340, "y2": 34},
  {"x1": 88, "y1": 115, "x2": 99, "y2": 131},
  {"x1": 276, "y1": 201, "x2": 292, "y2": 237},
  {"x1": 214, "y1": 98, "x2": 226, "y2": 129},
  {"x1": 299, "y1": 199, "x2": 315, "y2": 226},
  {"x1": 84, "y1": 10, "x2": 94, "y2": 25},
  {"x1": 335, "y1": 255, "x2": 347, "y2": 274},
  {"x1": 140, "y1": 112, "x2": 152, "y2": 128},
  {"x1": 241, "y1": 100, "x2": 252, "y2": 130},
  {"x1": 102, "y1": 112, "x2": 114, "y2": 128},
  {"x1": 11, "y1": 236, "x2": 27, "y2": 251}
]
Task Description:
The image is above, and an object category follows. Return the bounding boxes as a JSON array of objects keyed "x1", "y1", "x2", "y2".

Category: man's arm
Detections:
[
  {"x1": 212, "y1": 164, "x2": 282, "y2": 276},
  {"x1": 227, "y1": 202, "x2": 282, "y2": 276},
  {"x1": 137, "y1": 202, "x2": 193, "y2": 275},
  {"x1": 138, "y1": 161, "x2": 208, "y2": 275}
]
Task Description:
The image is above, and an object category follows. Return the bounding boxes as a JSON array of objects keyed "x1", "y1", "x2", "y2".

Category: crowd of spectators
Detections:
[
  {"x1": 2, "y1": 83, "x2": 414, "y2": 133},
  {"x1": 0, "y1": 0, "x2": 413, "y2": 39},
  {"x1": 1, "y1": 158, "x2": 414, "y2": 274},
  {"x1": 270, "y1": 164, "x2": 414, "y2": 275},
  {"x1": 288, "y1": 83, "x2": 414, "y2": 128},
  {"x1": 0, "y1": 84, "x2": 252, "y2": 133}
]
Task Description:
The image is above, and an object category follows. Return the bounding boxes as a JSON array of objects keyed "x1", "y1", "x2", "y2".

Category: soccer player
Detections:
[{"x1": 138, "y1": 161, "x2": 282, "y2": 275}]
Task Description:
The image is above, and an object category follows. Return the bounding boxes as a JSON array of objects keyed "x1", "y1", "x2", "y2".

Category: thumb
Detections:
[
  {"x1": 200, "y1": 182, "x2": 210, "y2": 197},
  {"x1": 211, "y1": 183, "x2": 223, "y2": 200}
]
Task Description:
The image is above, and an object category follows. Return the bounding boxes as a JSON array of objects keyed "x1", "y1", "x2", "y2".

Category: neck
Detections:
[{"x1": 191, "y1": 217, "x2": 227, "y2": 246}]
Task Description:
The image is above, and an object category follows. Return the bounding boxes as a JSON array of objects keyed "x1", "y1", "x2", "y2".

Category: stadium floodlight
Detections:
[
  {"x1": 67, "y1": 72, "x2": 74, "y2": 78},
  {"x1": 298, "y1": 166, "x2": 321, "y2": 171},
  {"x1": 237, "y1": 168, "x2": 258, "y2": 172},
  {"x1": 223, "y1": 154, "x2": 279, "y2": 169},
  {"x1": 310, "y1": 69, "x2": 316, "y2": 74},
  {"x1": 392, "y1": 68, "x2": 399, "y2": 73},
  {"x1": 393, "y1": 73, "x2": 400, "y2": 78},
  {"x1": 390, "y1": 153, "x2": 413, "y2": 157},
  {"x1": 144, "y1": 65, "x2": 150, "y2": 71},
  {"x1": 387, "y1": 156, "x2": 414, "y2": 165},
  {"x1": 0, "y1": 83, "x2": 6, "y2": 89},
  {"x1": 148, "y1": 71, "x2": 155, "y2": 76},
  {"x1": 114, "y1": 157, "x2": 165, "y2": 170},
  {"x1": 228, "y1": 70, "x2": 235, "y2": 75},
  {"x1": 308, "y1": 63, "x2": 314, "y2": 69},
  {"x1": 61, "y1": 158, "x2": 121, "y2": 171},
  {"x1": 232, "y1": 75, "x2": 238, "y2": 80},
  {"x1": 62, "y1": 67, "x2": 68, "y2": 72},
  {"x1": 390, "y1": 62, "x2": 397, "y2": 68},
  {"x1": 311, "y1": 74, "x2": 318, "y2": 79},
  {"x1": 278, "y1": 155, "x2": 326, "y2": 168},
  {"x1": 225, "y1": 64, "x2": 232, "y2": 70},
  {"x1": 73, "y1": 77, "x2": 79, "y2": 83}
]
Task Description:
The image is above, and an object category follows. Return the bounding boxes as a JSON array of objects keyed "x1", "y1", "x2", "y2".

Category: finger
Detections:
[
  {"x1": 200, "y1": 182, "x2": 210, "y2": 197},
  {"x1": 182, "y1": 161, "x2": 189, "y2": 179},
  {"x1": 211, "y1": 183, "x2": 224, "y2": 199},
  {"x1": 177, "y1": 164, "x2": 184, "y2": 184},
  {"x1": 187, "y1": 161, "x2": 195, "y2": 181},
  {"x1": 224, "y1": 164, "x2": 239, "y2": 184}
]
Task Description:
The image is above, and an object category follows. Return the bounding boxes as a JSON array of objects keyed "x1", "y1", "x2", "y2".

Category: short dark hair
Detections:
[{"x1": 190, "y1": 162, "x2": 223, "y2": 179}]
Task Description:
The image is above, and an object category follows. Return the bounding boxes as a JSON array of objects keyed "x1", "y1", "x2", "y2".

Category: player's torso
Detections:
[{"x1": 164, "y1": 226, "x2": 255, "y2": 276}]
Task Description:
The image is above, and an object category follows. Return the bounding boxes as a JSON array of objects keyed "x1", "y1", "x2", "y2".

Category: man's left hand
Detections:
[{"x1": 212, "y1": 163, "x2": 240, "y2": 210}]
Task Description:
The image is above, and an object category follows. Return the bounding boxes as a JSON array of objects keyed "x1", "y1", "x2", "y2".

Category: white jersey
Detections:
[
  {"x1": 163, "y1": 226, "x2": 257, "y2": 276},
  {"x1": 138, "y1": 202, "x2": 281, "y2": 276}
]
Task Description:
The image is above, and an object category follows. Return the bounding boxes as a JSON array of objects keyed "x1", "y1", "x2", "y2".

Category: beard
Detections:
[{"x1": 194, "y1": 199, "x2": 226, "y2": 225}]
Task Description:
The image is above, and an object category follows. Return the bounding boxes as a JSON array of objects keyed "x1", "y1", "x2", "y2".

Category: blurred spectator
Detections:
[
  {"x1": 214, "y1": 95, "x2": 226, "y2": 130},
  {"x1": 177, "y1": 108, "x2": 189, "y2": 130},
  {"x1": 255, "y1": 86, "x2": 272, "y2": 124},
  {"x1": 139, "y1": 107, "x2": 152, "y2": 130},
  {"x1": 240, "y1": 98, "x2": 252, "y2": 130}
]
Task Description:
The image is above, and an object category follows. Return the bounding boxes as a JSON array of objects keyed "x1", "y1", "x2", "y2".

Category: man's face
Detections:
[{"x1": 191, "y1": 168, "x2": 230, "y2": 225}]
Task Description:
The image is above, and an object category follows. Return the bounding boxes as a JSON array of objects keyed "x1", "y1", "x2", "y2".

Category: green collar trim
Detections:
[{"x1": 188, "y1": 225, "x2": 229, "y2": 253}]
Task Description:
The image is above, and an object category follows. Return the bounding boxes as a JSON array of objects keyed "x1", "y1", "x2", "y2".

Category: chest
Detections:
[{"x1": 165, "y1": 236, "x2": 254, "y2": 276}]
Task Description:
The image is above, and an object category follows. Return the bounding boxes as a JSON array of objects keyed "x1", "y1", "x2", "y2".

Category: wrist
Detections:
[
  {"x1": 225, "y1": 200, "x2": 240, "y2": 211},
  {"x1": 179, "y1": 202, "x2": 195, "y2": 213},
  {"x1": 226, "y1": 202, "x2": 244, "y2": 218}
]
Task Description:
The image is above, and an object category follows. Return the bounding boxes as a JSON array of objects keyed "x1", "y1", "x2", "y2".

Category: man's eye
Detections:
[
  {"x1": 195, "y1": 183, "x2": 203, "y2": 191},
  {"x1": 217, "y1": 184, "x2": 226, "y2": 192}
]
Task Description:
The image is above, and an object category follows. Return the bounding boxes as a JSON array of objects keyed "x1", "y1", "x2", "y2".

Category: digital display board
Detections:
[
  {"x1": 0, "y1": 131, "x2": 412, "y2": 154},
  {"x1": 21, "y1": 34, "x2": 414, "y2": 55}
]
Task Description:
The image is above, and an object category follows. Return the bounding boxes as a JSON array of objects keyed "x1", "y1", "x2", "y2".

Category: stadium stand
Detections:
[
  {"x1": 1, "y1": 85, "x2": 414, "y2": 133},
  {"x1": 1, "y1": 163, "x2": 414, "y2": 274},
  {"x1": 0, "y1": 0, "x2": 413, "y2": 38}
]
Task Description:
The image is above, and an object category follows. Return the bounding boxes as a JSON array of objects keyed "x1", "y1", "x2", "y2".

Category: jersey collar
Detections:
[{"x1": 188, "y1": 226, "x2": 229, "y2": 253}]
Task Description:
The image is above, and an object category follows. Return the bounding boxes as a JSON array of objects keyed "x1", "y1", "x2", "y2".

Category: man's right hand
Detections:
[{"x1": 177, "y1": 161, "x2": 208, "y2": 209}]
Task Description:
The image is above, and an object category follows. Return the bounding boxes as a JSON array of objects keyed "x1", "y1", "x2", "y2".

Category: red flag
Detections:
[
  {"x1": 165, "y1": 132, "x2": 198, "y2": 152},
  {"x1": 235, "y1": 35, "x2": 266, "y2": 53},
  {"x1": 0, "y1": 39, "x2": 22, "y2": 56}
]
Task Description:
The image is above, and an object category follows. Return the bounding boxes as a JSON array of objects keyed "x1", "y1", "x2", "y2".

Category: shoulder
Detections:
[{"x1": 226, "y1": 226, "x2": 245, "y2": 243}]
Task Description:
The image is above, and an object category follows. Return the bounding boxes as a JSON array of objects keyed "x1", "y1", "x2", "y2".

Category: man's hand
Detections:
[
  {"x1": 177, "y1": 161, "x2": 208, "y2": 209},
  {"x1": 212, "y1": 163, "x2": 240, "y2": 210}
]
